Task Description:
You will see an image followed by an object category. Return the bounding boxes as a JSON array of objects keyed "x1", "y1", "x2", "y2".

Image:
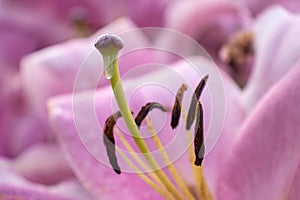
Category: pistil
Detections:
[{"x1": 95, "y1": 34, "x2": 183, "y2": 199}]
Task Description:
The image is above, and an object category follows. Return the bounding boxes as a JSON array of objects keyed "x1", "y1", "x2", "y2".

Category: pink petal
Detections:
[
  {"x1": 12, "y1": 143, "x2": 74, "y2": 185},
  {"x1": 204, "y1": 70, "x2": 246, "y2": 195},
  {"x1": 126, "y1": 0, "x2": 172, "y2": 27},
  {"x1": 240, "y1": 0, "x2": 300, "y2": 14},
  {"x1": 0, "y1": 185, "x2": 72, "y2": 200},
  {"x1": 217, "y1": 61, "x2": 300, "y2": 199},
  {"x1": 0, "y1": 71, "x2": 48, "y2": 157},
  {"x1": 242, "y1": 6, "x2": 300, "y2": 110},
  {"x1": 287, "y1": 164, "x2": 300, "y2": 200},
  {"x1": 49, "y1": 179, "x2": 96, "y2": 200},
  {"x1": 0, "y1": 166, "x2": 92, "y2": 200},
  {"x1": 0, "y1": 31, "x2": 37, "y2": 67}
]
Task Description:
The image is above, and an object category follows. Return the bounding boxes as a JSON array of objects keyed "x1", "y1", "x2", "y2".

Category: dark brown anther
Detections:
[
  {"x1": 103, "y1": 111, "x2": 122, "y2": 174},
  {"x1": 171, "y1": 84, "x2": 188, "y2": 129},
  {"x1": 186, "y1": 75, "x2": 208, "y2": 130},
  {"x1": 194, "y1": 102, "x2": 205, "y2": 166},
  {"x1": 135, "y1": 102, "x2": 167, "y2": 128}
]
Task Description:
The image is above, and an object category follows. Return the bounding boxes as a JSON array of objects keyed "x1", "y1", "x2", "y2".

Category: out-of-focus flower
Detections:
[
  {"x1": 164, "y1": 0, "x2": 253, "y2": 86},
  {"x1": 165, "y1": 1, "x2": 251, "y2": 59},
  {"x1": 0, "y1": 0, "x2": 172, "y2": 67}
]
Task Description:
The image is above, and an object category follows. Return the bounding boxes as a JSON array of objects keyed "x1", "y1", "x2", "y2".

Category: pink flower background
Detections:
[{"x1": 1, "y1": 0, "x2": 300, "y2": 199}]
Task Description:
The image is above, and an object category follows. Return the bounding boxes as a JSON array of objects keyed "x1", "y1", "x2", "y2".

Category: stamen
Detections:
[
  {"x1": 114, "y1": 127, "x2": 176, "y2": 200},
  {"x1": 182, "y1": 108, "x2": 213, "y2": 200},
  {"x1": 186, "y1": 75, "x2": 209, "y2": 130},
  {"x1": 146, "y1": 117, "x2": 196, "y2": 200},
  {"x1": 135, "y1": 102, "x2": 167, "y2": 128},
  {"x1": 116, "y1": 147, "x2": 176, "y2": 200},
  {"x1": 194, "y1": 102, "x2": 205, "y2": 166},
  {"x1": 171, "y1": 84, "x2": 188, "y2": 129},
  {"x1": 114, "y1": 128, "x2": 166, "y2": 188},
  {"x1": 103, "y1": 111, "x2": 122, "y2": 174}
]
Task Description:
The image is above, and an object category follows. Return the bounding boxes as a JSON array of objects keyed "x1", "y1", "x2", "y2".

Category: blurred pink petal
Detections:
[
  {"x1": 0, "y1": 0, "x2": 73, "y2": 66},
  {"x1": 287, "y1": 165, "x2": 300, "y2": 200},
  {"x1": 126, "y1": 0, "x2": 172, "y2": 27},
  {"x1": 217, "y1": 61, "x2": 300, "y2": 200},
  {"x1": 243, "y1": 6, "x2": 300, "y2": 110},
  {"x1": 12, "y1": 143, "x2": 74, "y2": 185},
  {"x1": 0, "y1": 70, "x2": 48, "y2": 157},
  {"x1": 50, "y1": 179, "x2": 96, "y2": 200},
  {"x1": 239, "y1": 0, "x2": 300, "y2": 14},
  {"x1": 0, "y1": 165, "x2": 93, "y2": 200},
  {"x1": 0, "y1": 31, "x2": 37, "y2": 68},
  {"x1": 0, "y1": 0, "x2": 172, "y2": 66}
]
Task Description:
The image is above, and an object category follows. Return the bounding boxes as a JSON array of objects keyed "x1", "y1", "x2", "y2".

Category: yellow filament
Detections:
[
  {"x1": 115, "y1": 128, "x2": 165, "y2": 187},
  {"x1": 182, "y1": 108, "x2": 213, "y2": 200},
  {"x1": 145, "y1": 117, "x2": 196, "y2": 200},
  {"x1": 116, "y1": 148, "x2": 175, "y2": 200}
]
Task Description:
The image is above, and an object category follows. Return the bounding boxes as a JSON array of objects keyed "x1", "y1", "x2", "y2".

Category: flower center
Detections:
[
  {"x1": 220, "y1": 30, "x2": 254, "y2": 88},
  {"x1": 95, "y1": 34, "x2": 214, "y2": 200}
]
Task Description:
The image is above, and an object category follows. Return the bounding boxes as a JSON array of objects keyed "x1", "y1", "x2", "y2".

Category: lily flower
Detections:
[{"x1": 9, "y1": 5, "x2": 300, "y2": 200}]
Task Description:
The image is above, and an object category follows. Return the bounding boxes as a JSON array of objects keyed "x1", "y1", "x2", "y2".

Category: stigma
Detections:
[{"x1": 94, "y1": 34, "x2": 124, "y2": 79}]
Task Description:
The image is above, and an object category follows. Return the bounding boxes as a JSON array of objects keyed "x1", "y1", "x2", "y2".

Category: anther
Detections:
[
  {"x1": 135, "y1": 102, "x2": 167, "y2": 128},
  {"x1": 171, "y1": 84, "x2": 188, "y2": 129},
  {"x1": 194, "y1": 102, "x2": 205, "y2": 166},
  {"x1": 186, "y1": 75, "x2": 208, "y2": 130},
  {"x1": 103, "y1": 111, "x2": 122, "y2": 174},
  {"x1": 94, "y1": 34, "x2": 124, "y2": 79}
]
